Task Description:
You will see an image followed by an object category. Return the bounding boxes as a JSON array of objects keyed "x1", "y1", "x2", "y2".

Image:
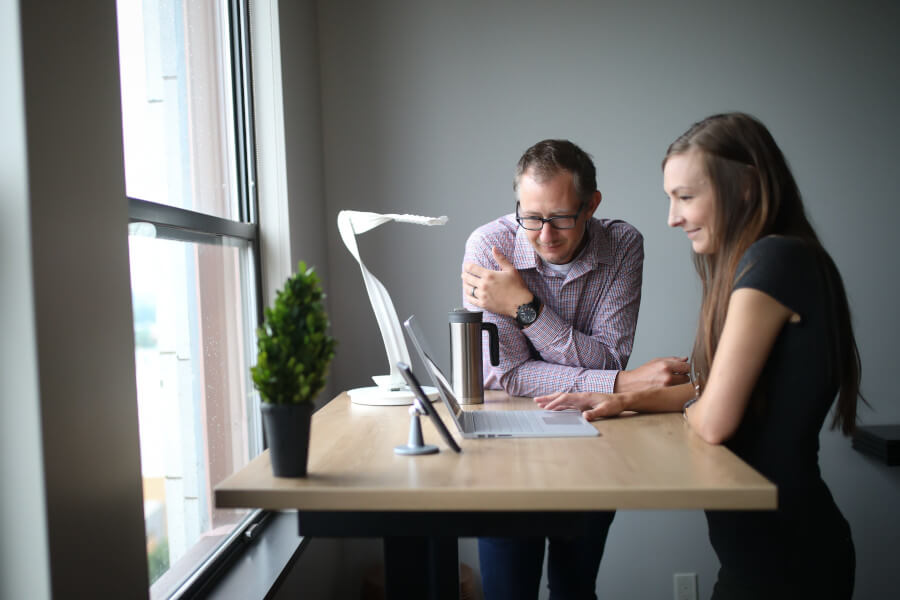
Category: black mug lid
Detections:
[{"x1": 448, "y1": 308, "x2": 483, "y2": 323}]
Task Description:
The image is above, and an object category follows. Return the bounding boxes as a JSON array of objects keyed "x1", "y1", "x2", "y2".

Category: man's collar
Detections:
[{"x1": 512, "y1": 225, "x2": 540, "y2": 270}]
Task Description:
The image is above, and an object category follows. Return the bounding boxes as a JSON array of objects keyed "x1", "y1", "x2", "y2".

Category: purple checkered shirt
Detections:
[{"x1": 462, "y1": 214, "x2": 643, "y2": 397}]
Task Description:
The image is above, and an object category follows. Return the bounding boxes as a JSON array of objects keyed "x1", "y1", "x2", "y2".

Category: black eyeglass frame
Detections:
[{"x1": 515, "y1": 201, "x2": 587, "y2": 231}]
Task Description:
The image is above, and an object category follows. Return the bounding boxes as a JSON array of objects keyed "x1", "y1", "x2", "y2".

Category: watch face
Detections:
[{"x1": 517, "y1": 305, "x2": 537, "y2": 325}]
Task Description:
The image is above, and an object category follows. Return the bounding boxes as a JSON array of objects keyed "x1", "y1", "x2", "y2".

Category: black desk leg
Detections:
[
  {"x1": 428, "y1": 537, "x2": 459, "y2": 600},
  {"x1": 384, "y1": 536, "x2": 459, "y2": 600}
]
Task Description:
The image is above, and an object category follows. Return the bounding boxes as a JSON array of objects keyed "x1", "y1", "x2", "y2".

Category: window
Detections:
[{"x1": 116, "y1": 0, "x2": 263, "y2": 596}]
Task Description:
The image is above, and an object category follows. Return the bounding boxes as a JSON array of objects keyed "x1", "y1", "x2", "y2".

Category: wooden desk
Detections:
[{"x1": 216, "y1": 391, "x2": 775, "y2": 598}]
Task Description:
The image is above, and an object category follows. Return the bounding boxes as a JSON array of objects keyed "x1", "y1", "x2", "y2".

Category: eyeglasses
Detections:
[{"x1": 515, "y1": 201, "x2": 584, "y2": 231}]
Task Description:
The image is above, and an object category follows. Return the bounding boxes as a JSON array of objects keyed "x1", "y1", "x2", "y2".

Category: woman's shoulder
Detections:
[
  {"x1": 739, "y1": 235, "x2": 817, "y2": 270},
  {"x1": 745, "y1": 234, "x2": 813, "y2": 255},
  {"x1": 734, "y1": 235, "x2": 822, "y2": 298}
]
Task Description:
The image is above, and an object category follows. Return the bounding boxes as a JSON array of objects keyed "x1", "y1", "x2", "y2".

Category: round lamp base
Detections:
[{"x1": 347, "y1": 385, "x2": 439, "y2": 406}]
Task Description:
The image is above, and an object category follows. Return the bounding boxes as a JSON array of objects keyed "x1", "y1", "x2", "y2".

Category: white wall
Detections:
[
  {"x1": 307, "y1": 0, "x2": 900, "y2": 598},
  {"x1": 1, "y1": 1, "x2": 149, "y2": 597},
  {"x1": 254, "y1": 0, "x2": 335, "y2": 405}
]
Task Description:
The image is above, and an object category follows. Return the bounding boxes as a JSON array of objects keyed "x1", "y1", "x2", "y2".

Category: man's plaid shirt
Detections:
[{"x1": 462, "y1": 214, "x2": 644, "y2": 397}]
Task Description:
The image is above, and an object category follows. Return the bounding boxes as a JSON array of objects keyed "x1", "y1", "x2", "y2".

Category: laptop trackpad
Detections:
[{"x1": 542, "y1": 412, "x2": 587, "y2": 426}]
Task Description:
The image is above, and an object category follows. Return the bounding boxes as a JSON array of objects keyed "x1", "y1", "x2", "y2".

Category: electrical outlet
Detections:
[{"x1": 673, "y1": 572, "x2": 698, "y2": 600}]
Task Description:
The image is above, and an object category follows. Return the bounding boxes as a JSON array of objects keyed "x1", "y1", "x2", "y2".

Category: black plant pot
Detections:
[{"x1": 261, "y1": 403, "x2": 313, "y2": 477}]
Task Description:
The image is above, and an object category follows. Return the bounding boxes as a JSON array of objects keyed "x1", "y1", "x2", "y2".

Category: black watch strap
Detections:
[{"x1": 515, "y1": 295, "x2": 542, "y2": 327}]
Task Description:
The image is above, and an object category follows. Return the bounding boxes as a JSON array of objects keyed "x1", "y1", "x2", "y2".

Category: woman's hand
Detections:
[{"x1": 534, "y1": 392, "x2": 627, "y2": 421}]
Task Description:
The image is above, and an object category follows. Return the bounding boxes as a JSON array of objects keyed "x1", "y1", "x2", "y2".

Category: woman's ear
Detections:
[{"x1": 742, "y1": 166, "x2": 758, "y2": 204}]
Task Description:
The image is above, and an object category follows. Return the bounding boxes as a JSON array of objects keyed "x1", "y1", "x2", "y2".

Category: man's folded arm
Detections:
[
  {"x1": 475, "y1": 313, "x2": 617, "y2": 396},
  {"x1": 522, "y1": 230, "x2": 643, "y2": 371},
  {"x1": 523, "y1": 302, "x2": 628, "y2": 371},
  {"x1": 492, "y1": 358, "x2": 619, "y2": 397}
]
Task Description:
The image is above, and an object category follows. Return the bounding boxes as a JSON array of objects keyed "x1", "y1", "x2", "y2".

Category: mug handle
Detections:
[{"x1": 481, "y1": 322, "x2": 500, "y2": 366}]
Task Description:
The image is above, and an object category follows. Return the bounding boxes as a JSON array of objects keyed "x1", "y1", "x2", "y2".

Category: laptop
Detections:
[{"x1": 403, "y1": 315, "x2": 599, "y2": 439}]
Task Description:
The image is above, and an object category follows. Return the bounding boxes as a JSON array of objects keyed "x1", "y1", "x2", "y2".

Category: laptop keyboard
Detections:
[{"x1": 471, "y1": 410, "x2": 541, "y2": 434}]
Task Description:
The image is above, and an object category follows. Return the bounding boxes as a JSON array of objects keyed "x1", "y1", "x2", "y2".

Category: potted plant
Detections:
[{"x1": 251, "y1": 262, "x2": 336, "y2": 477}]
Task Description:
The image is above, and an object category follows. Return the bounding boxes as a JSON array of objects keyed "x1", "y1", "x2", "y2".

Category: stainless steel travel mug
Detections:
[{"x1": 449, "y1": 309, "x2": 500, "y2": 404}]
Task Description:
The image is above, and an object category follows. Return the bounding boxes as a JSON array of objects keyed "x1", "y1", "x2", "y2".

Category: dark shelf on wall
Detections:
[{"x1": 852, "y1": 425, "x2": 900, "y2": 466}]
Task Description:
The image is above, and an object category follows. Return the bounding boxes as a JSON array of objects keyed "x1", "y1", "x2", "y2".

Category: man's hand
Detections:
[
  {"x1": 534, "y1": 391, "x2": 627, "y2": 421},
  {"x1": 613, "y1": 356, "x2": 690, "y2": 393},
  {"x1": 461, "y1": 247, "x2": 532, "y2": 318}
]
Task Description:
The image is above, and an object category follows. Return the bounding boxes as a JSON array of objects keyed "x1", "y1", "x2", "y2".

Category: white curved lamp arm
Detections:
[{"x1": 337, "y1": 210, "x2": 448, "y2": 390}]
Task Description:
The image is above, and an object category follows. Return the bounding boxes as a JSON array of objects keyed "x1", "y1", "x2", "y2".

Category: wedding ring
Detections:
[{"x1": 471, "y1": 286, "x2": 477, "y2": 297}]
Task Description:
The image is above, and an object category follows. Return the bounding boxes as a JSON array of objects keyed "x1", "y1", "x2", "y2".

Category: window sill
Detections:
[
  {"x1": 199, "y1": 510, "x2": 306, "y2": 600},
  {"x1": 151, "y1": 512, "x2": 251, "y2": 599}
]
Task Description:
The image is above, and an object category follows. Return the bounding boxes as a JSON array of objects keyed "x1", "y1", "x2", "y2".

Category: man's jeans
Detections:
[{"x1": 477, "y1": 511, "x2": 616, "y2": 600}]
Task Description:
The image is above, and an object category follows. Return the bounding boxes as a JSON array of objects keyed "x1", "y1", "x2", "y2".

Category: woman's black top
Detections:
[{"x1": 705, "y1": 236, "x2": 854, "y2": 596}]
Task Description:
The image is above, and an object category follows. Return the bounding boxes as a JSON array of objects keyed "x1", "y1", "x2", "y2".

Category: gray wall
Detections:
[
  {"x1": 1, "y1": 1, "x2": 150, "y2": 598},
  {"x1": 1, "y1": 0, "x2": 52, "y2": 597},
  {"x1": 5, "y1": 0, "x2": 894, "y2": 598},
  {"x1": 305, "y1": 0, "x2": 900, "y2": 598}
]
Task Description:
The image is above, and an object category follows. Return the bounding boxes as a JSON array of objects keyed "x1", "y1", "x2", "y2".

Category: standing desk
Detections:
[{"x1": 215, "y1": 391, "x2": 776, "y2": 599}]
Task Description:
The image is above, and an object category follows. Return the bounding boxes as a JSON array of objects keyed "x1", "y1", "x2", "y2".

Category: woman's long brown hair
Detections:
[{"x1": 663, "y1": 113, "x2": 863, "y2": 434}]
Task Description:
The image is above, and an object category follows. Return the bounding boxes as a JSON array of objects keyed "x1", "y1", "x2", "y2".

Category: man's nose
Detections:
[{"x1": 539, "y1": 223, "x2": 557, "y2": 240}]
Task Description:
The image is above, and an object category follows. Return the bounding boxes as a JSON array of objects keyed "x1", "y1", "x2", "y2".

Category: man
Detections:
[{"x1": 461, "y1": 139, "x2": 688, "y2": 599}]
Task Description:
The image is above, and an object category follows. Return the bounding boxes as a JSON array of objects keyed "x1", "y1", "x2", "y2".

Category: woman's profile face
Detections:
[{"x1": 664, "y1": 149, "x2": 717, "y2": 254}]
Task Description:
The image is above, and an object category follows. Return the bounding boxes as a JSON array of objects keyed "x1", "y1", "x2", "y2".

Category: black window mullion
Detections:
[
  {"x1": 229, "y1": 0, "x2": 256, "y2": 226},
  {"x1": 228, "y1": 0, "x2": 264, "y2": 326},
  {"x1": 128, "y1": 197, "x2": 257, "y2": 243}
]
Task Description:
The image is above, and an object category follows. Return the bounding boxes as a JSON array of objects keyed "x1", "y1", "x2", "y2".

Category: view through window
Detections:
[{"x1": 116, "y1": 0, "x2": 262, "y2": 596}]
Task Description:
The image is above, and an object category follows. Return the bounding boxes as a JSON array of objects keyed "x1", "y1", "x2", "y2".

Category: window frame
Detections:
[{"x1": 124, "y1": 0, "x2": 275, "y2": 596}]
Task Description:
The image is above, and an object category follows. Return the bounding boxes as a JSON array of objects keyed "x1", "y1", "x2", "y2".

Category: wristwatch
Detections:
[{"x1": 515, "y1": 295, "x2": 542, "y2": 327}]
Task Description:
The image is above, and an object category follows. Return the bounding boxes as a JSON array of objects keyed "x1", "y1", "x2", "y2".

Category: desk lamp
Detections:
[{"x1": 337, "y1": 210, "x2": 447, "y2": 405}]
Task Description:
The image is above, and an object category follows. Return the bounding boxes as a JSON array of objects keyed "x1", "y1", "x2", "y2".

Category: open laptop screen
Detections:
[{"x1": 403, "y1": 315, "x2": 464, "y2": 421}]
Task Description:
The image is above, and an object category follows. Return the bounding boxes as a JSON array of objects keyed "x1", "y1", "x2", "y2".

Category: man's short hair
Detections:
[{"x1": 514, "y1": 139, "x2": 597, "y2": 205}]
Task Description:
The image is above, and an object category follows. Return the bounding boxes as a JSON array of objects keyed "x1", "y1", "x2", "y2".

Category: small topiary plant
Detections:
[{"x1": 251, "y1": 262, "x2": 336, "y2": 405}]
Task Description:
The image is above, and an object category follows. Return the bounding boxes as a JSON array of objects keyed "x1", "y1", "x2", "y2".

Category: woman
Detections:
[{"x1": 536, "y1": 113, "x2": 861, "y2": 599}]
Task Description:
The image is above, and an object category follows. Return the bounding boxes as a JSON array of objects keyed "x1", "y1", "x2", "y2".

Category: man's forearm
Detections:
[
  {"x1": 497, "y1": 360, "x2": 619, "y2": 397},
  {"x1": 524, "y1": 305, "x2": 629, "y2": 372}
]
